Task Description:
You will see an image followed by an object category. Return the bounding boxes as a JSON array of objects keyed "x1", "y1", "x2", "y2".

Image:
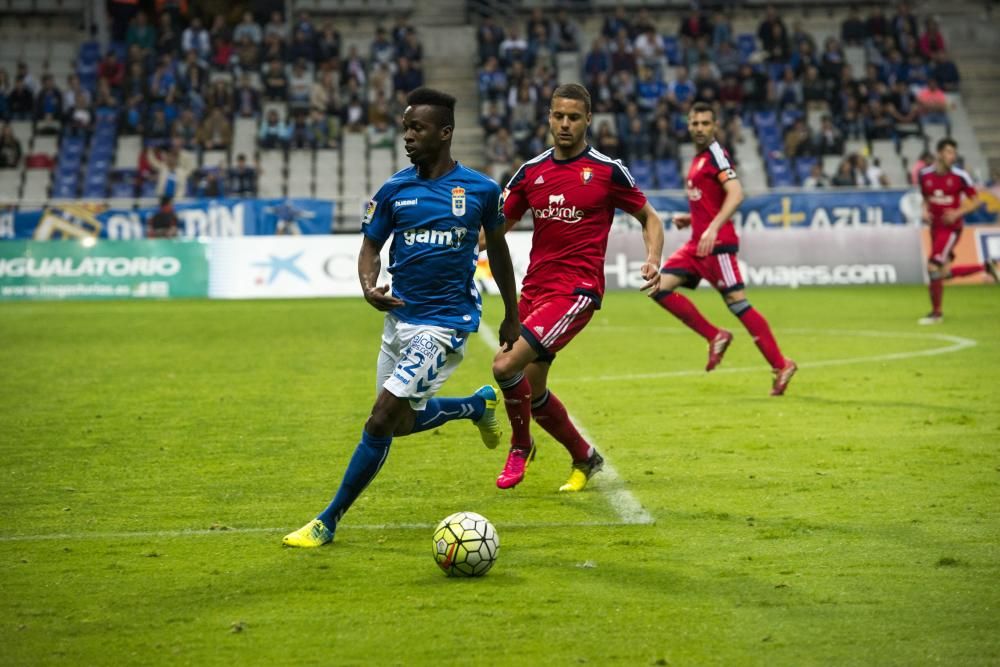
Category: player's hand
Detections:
[
  {"x1": 498, "y1": 315, "x2": 520, "y2": 352},
  {"x1": 364, "y1": 284, "x2": 404, "y2": 311},
  {"x1": 942, "y1": 209, "x2": 960, "y2": 225},
  {"x1": 639, "y1": 261, "x2": 659, "y2": 282},
  {"x1": 641, "y1": 272, "x2": 663, "y2": 295},
  {"x1": 696, "y1": 229, "x2": 717, "y2": 257},
  {"x1": 672, "y1": 212, "x2": 691, "y2": 229}
]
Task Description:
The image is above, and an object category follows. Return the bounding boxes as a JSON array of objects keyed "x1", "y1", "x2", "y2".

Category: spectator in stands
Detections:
[
  {"x1": 758, "y1": 5, "x2": 788, "y2": 56},
  {"x1": 99, "y1": 50, "x2": 125, "y2": 92},
  {"x1": 109, "y1": 0, "x2": 140, "y2": 42},
  {"x1": 146, "y1": 107, "x2": 172, "y2": 145},
  {"x1": 634, "y1": 24, "x2": 667, "y2": 75},
  {"x1": 801, "y1": 65, "x2": 828, "y2": 105},
  {"x1": 715, "y1": 40, "x2": 741, "y2": 78},
  {"x1": 916, "y1": 78, "x2": 949, "y2": 125},
  {"x1": 264, "y1": 11, "x2": 287, "y2": 43},
  {"x1": 211, "y1": 34, "x2": 235, "y2": 71},
  {"x1": 34, "y1": 74, "x2": 63, "y2": 135},
  {"x1": 310, "y1": 68, "x2": 339, "y2": 117},
  {"x1": 802, "y1": 163, "x2": 829, "y2": 188},
  {"x1": 157, "y1": 13, "x2": 180, "y2": 57},
  {"x1": 552, "y1": 10, "x2": 580, "y2": 53},
  {"x1": 15, "y1": 62, "x2": 37, "y2": 96},
  {"x1": 0, "y1": 69, "x2": 11, "y2": 120},
  {"x1": 229, "y1": 153, "x2": 258, "y2": 197},
  {"x1": 736, "y1": 61, "x2": 770, "y2": 112},
  {"x1": 197, "y1": 107, "x2": 232, "y2": 150},
  {"x1": 171, "y1": 108, "x2": 198, "y2": 150},
  {"x1": 181, "y1": 17, "x2": 211, "y2": 60},
  {"x1": 892, "y1": 2, "x2": 919, "y2": 49},
  {"x1": 127, "y1": 12, "x2": 157, "y2": 57},
  {"x1": 158, "y1": 0, "x2": 188, "y2": 29},
  {"x1": 288, "y1": 110, "x2": 310, "y2": 149},
  {"x1": 393, "y1": 57, "x2": 422, "y2": 94},
  {"x1": 667, "y1": 65, "x2": 695, "y2": 109},
  {"x1": 287, "y1": 59, "x2": 314, "y2": 113},
  {"x1": 819, "y1": 37, "x2": 844, "y2": 81},
  {"x1": 832, "y1": 158, "x2": 858, "y2": 187},
  {"x1": 367, "y1": 116, "x2": 395, "y2": 150},
  {"x1": 149, "y1": 55, "x2": 178, "y2": 102},
  {"x1": 650, "y1": 115, "x2": 677, "y2": 160},
  {"x1": 195, "y1": 168, "x2": 225, "y2": 198},
  {"x1": 370, "y1": 27, "x2": 395, "y2": 71},
  {"x1": 233, "y1": 11, "x2": 262, "y2": 45},
  {"x1": 581, "y1": 36, "x2": 611, "y2": 87},
  {"x1": 289, "y1": 29, "x2": 317, "y2": 63},
  {"x1": 262, "y1": 59, "x2": 288, "y2": 100},
  {"x1": 887, "y1": 78, "x2": 921, "y2": 137},
  {"x1": 147, "y1": 143, "x2": 195, "y2": 200},
  {"x1": 525, "y1": 8, "x2": 551, "y2": 45},
  {"x1": 679, "y1": 9, "x2": 711, "y2": 41},
  {"x1": 476, "y1": 15, "x2": 504, "y2": 65},
  {"x1": 784, "y1": 119, "x2": 814, "y2": 158},
  {"x1": 342, "y1": 46, "x2": 367, "y2": 87},
  {"x1": 602, "y1": 6, "x2": 633, "y2": 42},
  {"x1": 316, "y1": 21, "x2": 342, "y2": 63},
  {"x1": 62, "y1": 74, "x2": 90, "y2": 121},
  {"x1": 764, "y1": 22, "x2": 792, "y2": 63},
  {"x1": 261, "y1": 32, "x2": 286, "y2": 64},
  {"x1": 841, "y1": 6, "x2": 868, "y2": 45},
  {"x1": 774, "y1": 66, "x2": 803, "y2": 109},
  {"x1": 693, "y1": 59, "x2": 721, "y2": 103},
  {"x1": 397, "y1": 28, "x2": 424, "y2": 67},
  {"x1": 814, "y1": 115, "x2": 845, "y2": 154},
  {"x1": 910, "y1": 149, "x2": 933, "y2": 185},
  {"x1": 0, "y1": 123, "x2": 21, "y2": 168},
  {"x1": 147, "y1": 195, "x2": 180, "y2": 238},
  {"x1": 622, "y1": 114, "x2": 651, "y2": 163},
  {"x1": 864, "y1": 99, "x2": 895, "y2": 141},
  {"x1": 864, "y1": 155, "x2": 890, "y2": 187},
  {"x1": 210, "y1": 14, "x2": 230, "y2": 44},
  {"x1": 499, "y1": 27, "x2": 528, "y2": 68},
  {"x1": 258, "y1": 109, "x2": 289, "y2": 148},
  {"x1": 235, "y1": 36, "x2": 261, "y2": 74},
  {"x1": 594, "y1": 119, "x2": 621, "y2": 158},
  {"x1": 930, "y1": 51, "x2": 960, "y2": 92},
  {"x1": 477, "y1": 56, "x2": 507, "y2": 103},
  {"x1": 342, "y1": 94, "x2": 366, "y2": 133},
  {"x1": 479, "y1": 100, "x2": 505, "y2": 136},
  {"x1": 918, "y1": 17, "x2": 946, "y2": 59}
]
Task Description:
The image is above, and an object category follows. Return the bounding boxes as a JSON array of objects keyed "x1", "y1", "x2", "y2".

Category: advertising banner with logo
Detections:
[
  {"x1": 919, "y1": 223, "x2": 1000, "y2": 285},
  {"x1": 646, "y1": 188, "x2": 998, "y2": 229},
  {"x1": 208, "y1": 236, "x2": 389, "y2": 299},
  {"x1": 0, "y1": 240, "x2": 209, "y2": 300},
  {"x1": 1, "y1": 199, "x2": 335, "y2": 240}
]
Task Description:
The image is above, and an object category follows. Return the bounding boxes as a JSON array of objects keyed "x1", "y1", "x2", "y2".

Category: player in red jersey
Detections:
[
  {"x1": 644, "y1": 101, "x2": 797, "y2": 396},
  {"x1": 916, "y1": 138, "x2": 996, "y2": 325},
  {"x1": 492, "y1": 83, "x2": 664, "y2": 491}
]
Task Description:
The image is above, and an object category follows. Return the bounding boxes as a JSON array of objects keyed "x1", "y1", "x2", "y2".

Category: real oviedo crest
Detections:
[
  {"x1": 581, "y1": 167, "x2": 593, "y2": 184},
  {"x1": 451, "y1": 187, "x2": 466, "y2": 216}
]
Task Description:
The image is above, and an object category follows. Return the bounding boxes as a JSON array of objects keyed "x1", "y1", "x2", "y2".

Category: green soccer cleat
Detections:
[
  {"x1": 282, "y1": 519, "x2": 333, "y2": 548},
  {"x1": 473, "y1": 384, "x2": 502, "y2": 449}
]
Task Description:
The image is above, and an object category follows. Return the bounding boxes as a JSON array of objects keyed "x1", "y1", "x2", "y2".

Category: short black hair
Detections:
[
  {"x1": 551, "y1": 83, "x2": 591, "y2": 114},
  {"x1": 936, "y1": 137, "x2": 957, "y2": 152},
  {"x1": 406, "y1": 87, "x2": 456, "y2": 129},
  {"x1": 690, "y1": 101, "x2": 717, "y2": 120}
]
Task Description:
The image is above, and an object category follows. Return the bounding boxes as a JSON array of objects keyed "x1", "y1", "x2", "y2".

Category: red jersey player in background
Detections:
[
  {"x1": 492, "y1": 83, "x2": 664, "y2": 492},
  {"x1": 916, "y1": 138, "x2": 997, "y2": 325},
  {"x1": 644, "y1": 101, "x2": 797, "y2": 396}
]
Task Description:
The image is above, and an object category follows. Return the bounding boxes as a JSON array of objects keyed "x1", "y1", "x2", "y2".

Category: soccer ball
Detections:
[{"x1": 432, "y1": 511, "x2": 499, "y2": 577}]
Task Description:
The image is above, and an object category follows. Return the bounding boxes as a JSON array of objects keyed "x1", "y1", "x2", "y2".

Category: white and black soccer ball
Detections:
[{"x1": 432, "y1": 511, "x2": 499, "y2": 577}]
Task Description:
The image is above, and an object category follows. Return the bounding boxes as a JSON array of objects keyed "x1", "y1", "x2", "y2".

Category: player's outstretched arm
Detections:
[
  {"x1": 358, "y1": 235, "x2": 404, "y2": 311},
  {"x1": 483, "y1": 224, "x2": 520, "y2": 351},
  {"x1": 630, "y1": 201, "x2": 665, "y2": 285}
]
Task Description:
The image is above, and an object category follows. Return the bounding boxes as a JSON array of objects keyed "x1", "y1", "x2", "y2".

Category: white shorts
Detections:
[{"x1": 376, "y1": 314, "x2": 468, "y2": 410}]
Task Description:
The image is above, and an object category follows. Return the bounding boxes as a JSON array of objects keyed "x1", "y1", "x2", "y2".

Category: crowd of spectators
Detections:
[
  {"x1": 0, "y1": 7, "x2": 425, "y2": 199},
  {"x1": 475, "y1": 2, "x2": 963, "y2": 188}
]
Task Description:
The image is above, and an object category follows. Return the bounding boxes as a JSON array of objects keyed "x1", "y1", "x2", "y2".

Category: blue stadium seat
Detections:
[
  {"x1": 140, "y1": 179, "x2": 158, "y2": 197},
  {"x1": 780, "y1": 109, "x2": 803, "y2": 128},
  {"x1": 630, "y1": 159, "x2": 654, "y2": 190},
  {"x1": 82, "y1": 182, "x2": 108, "y2": 198},
  {"x1": 768, "y1": 63, "x2": 786, "y2": 81},
  {"x1": 794, "y1": 157, "x2": 817, "y2": 183},
  {"x1": 52, "y1": 178, "x2": 78, "y2": 199},
  {"x1": 654, "y1": 159, "x2": 680, "y2": 187},
  {"x1": 78, "y1": 41, "x2": 100, "y2": 64},
  {"x1": 663, "y1": 35, "x2": 680, "y2": 66},
  {"x1": 737, "y1": 34, "x2": 756, "y2": 59},
  {"x1": 753, "y1": 110, "x2": 777, "y2": 129}
]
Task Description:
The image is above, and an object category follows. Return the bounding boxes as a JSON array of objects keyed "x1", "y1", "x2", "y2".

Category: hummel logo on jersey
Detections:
[
  {"x1": 533, "y1": 325, "x2": 545, "y2": 336},
  {"x1": 394, "y1": 198, "x2": 418, "y2": 208},
  {"x1": 534, "y1": 175, "x2": 544, "y2": 184},
  {"x1": 532, "y1": 193, "x2": 584, "y2": 224}
]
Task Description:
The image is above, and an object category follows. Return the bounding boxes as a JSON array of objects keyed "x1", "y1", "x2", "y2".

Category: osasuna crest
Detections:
[
  {"x1": 451, "y1": 187, "x2": 466, "y2": 216},
  {"x1": 581, "y1": 167, "x2": 593, "y2": 184}
]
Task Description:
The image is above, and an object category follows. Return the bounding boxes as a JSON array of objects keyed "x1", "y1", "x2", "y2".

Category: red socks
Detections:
[
  {"x1": 950, "y1": 264, "x2": 983, "y2": 277},
  {"x1": 738, "y1": 307, "x2": 786, "y2": 370},
  {"x1": 930, "y1": 279, "x2": 943, "y2": 314},
  {"x1": 654, "y1": 291, "x2": 719, "y2": 341},
  {"x1": 498, "y1": 373, "x2": 533, "y2": 449},
  {"x1": 531, "y1": 391, "x2": 592, "y2": 463}
]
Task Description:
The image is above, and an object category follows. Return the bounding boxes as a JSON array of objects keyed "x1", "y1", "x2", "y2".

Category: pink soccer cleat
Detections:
[
  {"x1": 496, "y1": 442, "x2": 536, "y2": 489},
  {"x1": 706, "y1": 330, "x2": 733, "y2": 371},
  {"x1": 770, "y1": 359, "x2": 798, "y2": 396}
]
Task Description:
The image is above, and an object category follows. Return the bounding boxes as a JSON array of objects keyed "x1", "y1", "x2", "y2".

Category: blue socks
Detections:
[
  {"x1": 317, "y1": 430, "x2": 392, "y2": 532},
  {"x1": 409, "y1": 395, "x2": 485, "y2": 434}
]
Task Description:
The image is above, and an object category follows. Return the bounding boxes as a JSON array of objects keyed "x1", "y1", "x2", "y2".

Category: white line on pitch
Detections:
[
  {"x1": 570, "y1": 330, "x2": 976, "y2": 383},
  {"x1": 477, "y1": 322, "x2": 655, "y2": 526},
  {"x1": 0, "y1": 520, "x2": 643, "y2": 543}
]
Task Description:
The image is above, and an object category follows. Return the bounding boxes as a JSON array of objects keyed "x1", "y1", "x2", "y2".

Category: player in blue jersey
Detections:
[{"x1": 284, "y1": 88, "x2": 520, "y2": 548}]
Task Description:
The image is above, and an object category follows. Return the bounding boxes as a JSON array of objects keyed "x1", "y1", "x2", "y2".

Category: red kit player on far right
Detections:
[
  {"x1": 916, "y1": 138, "x2": 997, "y2": 325},
  {"x1": 644, "y1": 101, "x2": 797, "y2": 396}
]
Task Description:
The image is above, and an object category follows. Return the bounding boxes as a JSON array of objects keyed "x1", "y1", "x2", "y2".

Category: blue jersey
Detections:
[{"x1": 362, "y1": 163, "x2": 503, "y2": 333}]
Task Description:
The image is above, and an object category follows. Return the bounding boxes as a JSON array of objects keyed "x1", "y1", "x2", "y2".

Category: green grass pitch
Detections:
[{"x1": 1, "y1": 285, "x2": 998, "y2": 665}]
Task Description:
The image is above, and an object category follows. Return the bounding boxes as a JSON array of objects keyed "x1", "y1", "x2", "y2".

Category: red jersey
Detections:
[
  {"x1": 503, "y1": 146, "x2": 647, "y2": 301},
  {"x1": 686, "y1": 141, "x2": 740, "y2": 250},
  {"x1": 918, "y1": 164, "x2": 977, "y2": 227}
]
